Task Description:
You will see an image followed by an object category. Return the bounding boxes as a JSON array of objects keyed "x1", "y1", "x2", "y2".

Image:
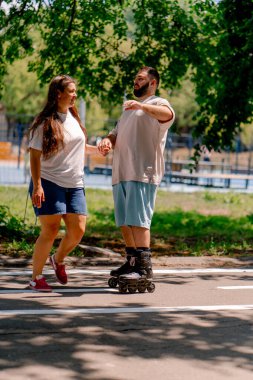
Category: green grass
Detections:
[{"x1": 1, "y1": 186, "x2": 253, "y2": 257}]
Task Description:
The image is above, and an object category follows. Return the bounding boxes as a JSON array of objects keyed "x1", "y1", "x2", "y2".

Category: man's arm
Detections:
[{"x1": 124, "y1": 100, "x2": 173, "y2": 123}]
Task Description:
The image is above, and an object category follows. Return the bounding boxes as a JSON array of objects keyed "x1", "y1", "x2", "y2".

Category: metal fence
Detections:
[{"x1": 1, "y1": 113, "x2": 253, "y2": 188}]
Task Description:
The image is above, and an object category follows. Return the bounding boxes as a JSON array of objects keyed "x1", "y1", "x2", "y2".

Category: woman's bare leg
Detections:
[
  {"x1": 54, "y1": 214, "x2": 86, "y2": 263},
  {"x1": 32, "y1": 215, "x2": 62, "y2": 279}
]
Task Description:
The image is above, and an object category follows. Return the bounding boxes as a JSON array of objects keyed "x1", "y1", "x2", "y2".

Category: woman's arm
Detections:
[
  {"x1": 86, "y1": 144, "x2": 100, "y2": 155},
  {"x1": 30, "y1": 148, "x2": 45, "y2": 208}
]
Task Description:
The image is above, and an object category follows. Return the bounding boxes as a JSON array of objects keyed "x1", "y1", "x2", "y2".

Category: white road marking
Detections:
[
  {"x1": 1, "y1": 269, "x2": 253, "y2": 316},
  {"x1": 0, "y1": 288, "x2": 117, "y2": 294},
  {"x1": 1, "y1": 285, "x2": 253, "y2": 294},
  {"x1": 218, "y1": 286, "x2": 253, "y2": 290},
  {"x1": 2, "y1": 284, "x2": 253, "y2": 294},
  {"x1": 1, "y1": 268, "x2": 253, "y2": 276},
  {"x1": 0, "y1": 269, "x2": 108, "y2": 276},
  {"x1": 1, "y1": 304, "x2": 253, "y2": 316}
]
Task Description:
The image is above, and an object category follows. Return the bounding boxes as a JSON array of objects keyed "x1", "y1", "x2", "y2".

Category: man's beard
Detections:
[{"x1": 134, "y1": 82, "x2": 149, "y2": 98}]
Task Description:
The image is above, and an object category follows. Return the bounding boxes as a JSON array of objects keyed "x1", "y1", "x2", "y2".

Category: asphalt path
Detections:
[{"x1": 1, "y1": 266, "x2": 253, "y2": 380}]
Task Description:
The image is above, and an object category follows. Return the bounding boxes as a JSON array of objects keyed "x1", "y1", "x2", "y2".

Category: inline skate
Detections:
[
  {"x1": 108, "y1": 247, "x2": 136, "y2": 288},
  {"x1": 118, "y1": 249, "x2": 155, "y2": 293}
]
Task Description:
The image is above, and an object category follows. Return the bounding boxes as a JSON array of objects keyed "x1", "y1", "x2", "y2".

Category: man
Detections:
[{"x1": 98, "y1": 66, "x2": 175, "y2": 293}]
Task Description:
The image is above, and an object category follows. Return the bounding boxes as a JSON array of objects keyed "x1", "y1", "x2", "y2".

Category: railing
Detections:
[{"x1": 1, "y1": 118, "x2": 253, "y2": 189}]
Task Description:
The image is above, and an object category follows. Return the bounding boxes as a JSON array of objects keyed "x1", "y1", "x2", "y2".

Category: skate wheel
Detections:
[
  {"x1": 128, "y1": 285, "x2": 137, "y2": 294},
  {"x1": 137, "y1": 285, "x2": 146, "y2": 293},
  {"x1": 108, "y1": 277, "x2": 118, "y2": 288},
  {"x1": 147, "y1": 283, "x2": 155, "y2": 293},
  {"x1": 119, "y1": 284, "x2": 128, "y2": 293}
]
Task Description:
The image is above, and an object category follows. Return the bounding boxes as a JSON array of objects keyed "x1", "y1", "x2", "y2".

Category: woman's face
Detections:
[{"x1": 57, "y1": 82, "x2": 77, "y2": 111}]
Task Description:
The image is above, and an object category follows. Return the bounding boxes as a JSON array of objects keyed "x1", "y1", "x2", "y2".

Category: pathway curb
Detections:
[{"x1": 1, "y1": 250, "x2": 253, "y2": 269}]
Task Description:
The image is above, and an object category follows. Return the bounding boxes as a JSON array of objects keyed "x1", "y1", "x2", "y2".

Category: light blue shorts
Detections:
[{"x1": 112, "y1": 181, "x2": 158, "y2": 229}]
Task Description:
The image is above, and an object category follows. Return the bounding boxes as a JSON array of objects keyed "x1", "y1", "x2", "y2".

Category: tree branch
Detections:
[
  {"x1": 68, "y1": 0, "x2": 77, "y2": 34},
  {"x1": 74, "y1": 27, "x2": 128, "y2": 57}
]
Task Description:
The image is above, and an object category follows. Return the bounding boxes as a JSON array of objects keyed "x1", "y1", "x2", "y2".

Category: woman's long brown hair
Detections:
[{"x1": 29, "y1": 75, "x2": 87, "y2": 159}]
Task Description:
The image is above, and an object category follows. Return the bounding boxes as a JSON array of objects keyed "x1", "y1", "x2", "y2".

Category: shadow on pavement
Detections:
[{"x1": 0, "y1": 297, "x2": 253, "y2": 379}]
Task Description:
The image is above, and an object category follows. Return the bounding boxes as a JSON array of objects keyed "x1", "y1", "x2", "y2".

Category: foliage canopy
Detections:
[{"x1": 1, "y1": 0, "x2": 253, "y2": 152}]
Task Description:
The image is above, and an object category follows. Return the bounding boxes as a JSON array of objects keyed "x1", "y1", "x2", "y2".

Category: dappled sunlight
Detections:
[{"x1": 1, "y1": 300, "x2": 253, "y2": 379}]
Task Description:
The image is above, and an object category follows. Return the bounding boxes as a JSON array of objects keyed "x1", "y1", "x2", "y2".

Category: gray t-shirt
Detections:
[
  {"x1": 29, "y1": 111, "x2": 86, "y2": 188},
  {"x1": 109, "y1": 95, "x2": 175, "y2": 185}
]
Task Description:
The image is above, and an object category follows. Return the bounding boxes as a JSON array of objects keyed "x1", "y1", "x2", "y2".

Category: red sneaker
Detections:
[
  {"x1": 29, "y1": 276, "x2": 52, "y2": 292},
  {"x1": 50, "y1": 255, "x2": 68, "y2": 285}
]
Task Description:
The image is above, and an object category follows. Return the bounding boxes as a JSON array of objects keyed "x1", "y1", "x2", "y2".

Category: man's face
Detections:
[{"x1": 133, "y1": 71, "x2": 151, "y2": 98}]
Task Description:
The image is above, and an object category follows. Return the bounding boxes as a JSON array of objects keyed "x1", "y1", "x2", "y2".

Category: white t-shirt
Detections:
[
  {"x1": 109, "y1": 95, "x2": 175, "y2": 186},
  {"x1": 29, "y1": 110, "x2": 86, "y2": 188}
]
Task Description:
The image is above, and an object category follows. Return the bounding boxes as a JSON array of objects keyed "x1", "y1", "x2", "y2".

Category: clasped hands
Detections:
[{"x1": 98, "y1": 99, "x2": 141, "y2": 156}]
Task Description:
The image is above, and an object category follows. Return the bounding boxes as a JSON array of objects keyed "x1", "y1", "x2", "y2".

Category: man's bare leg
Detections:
[
  {"x1": 120, "y1": 226, "x2": 136, "y2": 248},
  {"x1": 130, "y1": 226, "x2": 150, "y2": 248}
]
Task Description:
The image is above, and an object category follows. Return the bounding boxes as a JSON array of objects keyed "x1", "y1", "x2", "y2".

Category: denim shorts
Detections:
[
  {"x1": 112, "y1": 181, "x2": 157, "y2": 229},
  {"x1": 29, "y1": 178, "x2": 87, "y2": 217}
]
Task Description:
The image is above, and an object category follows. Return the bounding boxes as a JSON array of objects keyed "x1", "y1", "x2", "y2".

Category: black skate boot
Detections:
[
  {"x1": 118, "y1": 248, "x2": 155, "y2": 293},
  {"x1": 108, "y1": 247, "x2": 136, "y2": 288}
]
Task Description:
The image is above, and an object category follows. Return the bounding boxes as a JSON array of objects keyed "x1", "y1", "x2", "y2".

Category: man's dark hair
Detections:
[{"x1": 138, "y1": 66, "x2": 160, "y2": 87}]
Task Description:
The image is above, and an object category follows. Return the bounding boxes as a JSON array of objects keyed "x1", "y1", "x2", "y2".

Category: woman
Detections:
[{"x1": 28, "y1": 75, "x2": 98, "y2": 292}]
